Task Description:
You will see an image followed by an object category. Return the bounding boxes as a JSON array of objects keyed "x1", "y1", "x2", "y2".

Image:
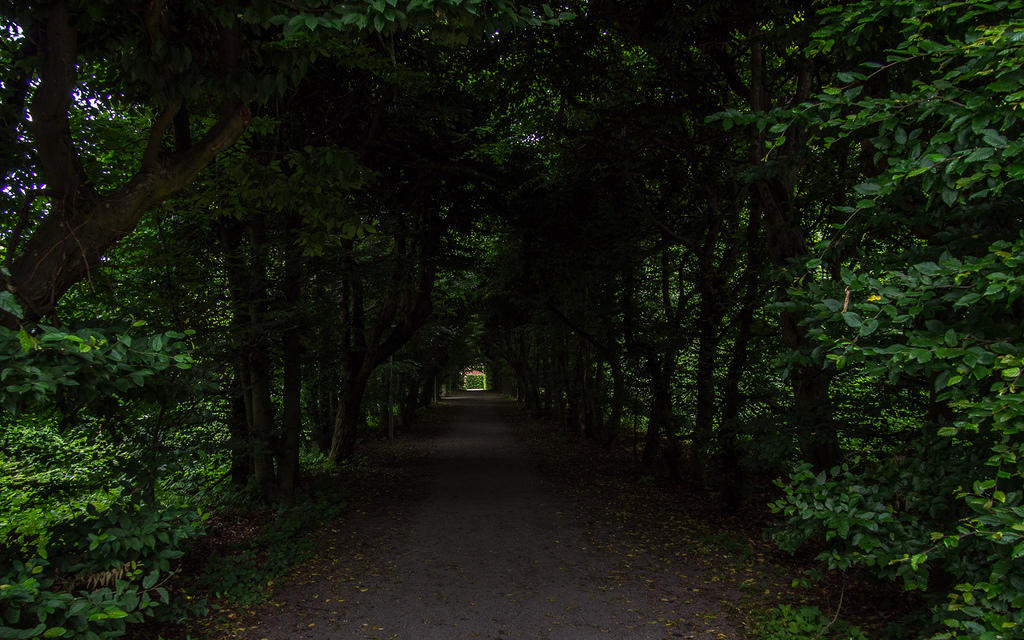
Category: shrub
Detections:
[
  {"x1": 0, "y1": 502, "x2": 206, "y2": 639},
  {"x1": 754, "y1": 604, "x2": 868, "y2": 640}
]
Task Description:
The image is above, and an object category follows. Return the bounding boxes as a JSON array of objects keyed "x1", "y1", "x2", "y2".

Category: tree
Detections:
[
  {"x1": 764, "y1": 1, "x2": 1024, "y2": 636},
  {"x1": 0, "y1": 0, "x2": 570, "y2": 327},
  {"x1": 0, "y1": 2, "x2": 253, "y2": 326}
]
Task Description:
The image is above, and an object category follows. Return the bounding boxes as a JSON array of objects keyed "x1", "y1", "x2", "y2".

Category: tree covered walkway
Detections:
[
  {"x1": 207, "y1": 394, "x2": 783, "y2": 639},
  {"x1": 3, "y1": 2, "x2": 1024, "y2": 639}
]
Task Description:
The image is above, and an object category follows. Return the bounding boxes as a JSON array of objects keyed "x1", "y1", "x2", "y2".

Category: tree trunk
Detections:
[
  {"x1": 693, "y1": 273, "x2": 717, "y2": 484},
  {"x1": 247, "y1": 339, "x2": 277, "y2": 499},
  {"x1": 748, "y1": 27, "x2": 841, "y2": 471},
  {"x1": 278, "y1": 223, "x2": 303, "y2": 503},
  {"x1": 606, "y1": 356, "x2": 624, "y2": 443},
  {"x1": 245, "y1": 215, "x2": 276, "y2": 500},
  {"x1": 329, "y1": 362, "x2": 373, "y2": 462},
  {"x1": 718, "y1": 203, "x2": 765, "y2": 511},
  {"x1": 227, "y1": 386, "x2": 252, "y2": 486},
  {"x1": 643, "y1": 354, "x2": 676, "y2": 468}
]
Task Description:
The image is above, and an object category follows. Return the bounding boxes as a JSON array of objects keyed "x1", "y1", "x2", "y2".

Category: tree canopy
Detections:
[{"x1": 2, "y1": 1, "x2": 1024, "y2": 638}]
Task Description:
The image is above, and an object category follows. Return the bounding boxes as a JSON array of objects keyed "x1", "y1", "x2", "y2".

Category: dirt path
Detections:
[{"x1": 238, "y1": 393, "x2": 749, "y2": 639}]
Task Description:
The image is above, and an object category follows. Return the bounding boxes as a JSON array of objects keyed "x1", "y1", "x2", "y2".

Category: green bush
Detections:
[
  {"x1": 754, "y1": 604, "x2": 868, "y2": 640},
  {"x1": 0, "y1": 503, "x2": 206, "y2": 639},
  {"x1": 464, "y1": 373, "x2": 485, "y2": 390}
]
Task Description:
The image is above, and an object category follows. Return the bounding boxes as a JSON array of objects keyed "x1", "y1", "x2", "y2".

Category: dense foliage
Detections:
[{"x1": 2, "y1": 0, "x2": 1023, "y2": 638}]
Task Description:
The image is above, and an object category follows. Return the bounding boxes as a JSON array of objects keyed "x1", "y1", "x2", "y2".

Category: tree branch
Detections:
[
  {"x1": 543, "y1": 302, "x2": 613, "y2": 359},
  {"x1": 4, "y1": 189, "x2": 49, "y2": 270},
  {"x1": 141, "y1": 99, "x2": 182, "y2": 170},
  {"x1": 627, "y1": 177, "x2": 700, "y2": 253},
  {"x1": 31, "y1": 1, "x2": 90, "y2": 200}
]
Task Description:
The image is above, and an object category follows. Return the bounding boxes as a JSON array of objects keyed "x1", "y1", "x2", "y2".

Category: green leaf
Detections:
[
  {"x1": 0, "y1": 291, "x2": 23, "y2": 320},
  {"x1": 910, "y1": 552, "x2": 927, "y2": 570},
  {"x1": 954, "y1": 292, "x2": 981, "y2": 308},
  {"x1": 0, "y1": 624, "x2": 41, "y2": 638},
  {"x1": 43, "y1": 628, "x2": 67, "y2": 638},
  {"x1": 17, "y1": 327, "x2": 33, "y2": 352},
  {"x1": 854, "y1": 181, "x2": 882, "y2": 195},
  {"x1": 842, "y1": 312, "x2": 862, "y2": 328},
  {"x1": 859, "y1": 318, "x2": 879, "y2": 336},
  {"x1": 965, "y1": 147, "x2": 995, "y2": 163},
  {"x1": 981, "y1": 129, "x2": 1008, "y2": 148}
]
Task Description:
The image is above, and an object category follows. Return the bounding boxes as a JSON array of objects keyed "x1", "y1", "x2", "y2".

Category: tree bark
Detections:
[
  {"x1": 329, "y1": 356, "x2": 373, "y2": 462},
  {"x1": 220, "y1": 215, "x2": 276, "y2": 500},
  {"x1": 693, "y1": 217, "x2": 723, "y2": 483},
  {"x1": 0, "y1": 3, "x2": 249, "y2": 327},
  {"x1": 245, "y1": 215, "x2": 277, "y2": 500},
  {"x1": 643, "y1": 352, "x2": 679, "y2": 479},
  {"x1": 227, "y1": 380, "x2": 252, "y2": 486},
  {"x1": 278, "y1": 221, "x2": 303, "y2": 503}
]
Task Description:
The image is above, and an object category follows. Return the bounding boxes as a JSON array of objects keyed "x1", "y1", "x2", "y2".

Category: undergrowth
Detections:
[
  {"x1": 198, "y1": 483, "x2": 349, "y2": 606},
  {"x1": 753, "y1": 604, "x2": 868, "y2": 640}
]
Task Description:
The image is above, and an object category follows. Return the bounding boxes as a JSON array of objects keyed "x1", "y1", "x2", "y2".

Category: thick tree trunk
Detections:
[
  {"x1": 792, "y1": 372, "x2": 843, "y2": 470},
  {"x1": 327, "y1": 210, "x2": 440, "y2": 463},
  {"x1": 401, "y1": 377, "x2": 419, "y2": 427},
  {"x1": 329, "y1": 363, "x2": 373, "y2": 462}
]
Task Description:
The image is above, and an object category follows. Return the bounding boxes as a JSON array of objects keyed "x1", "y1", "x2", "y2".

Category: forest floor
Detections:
[{"x1": 184, "y1": 393, "x2": 810, "y2": 640}]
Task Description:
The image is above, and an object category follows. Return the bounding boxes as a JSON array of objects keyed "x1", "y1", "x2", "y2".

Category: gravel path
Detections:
[{"x1": 239, "y1": 393, "x2": 741, "y2": 640}]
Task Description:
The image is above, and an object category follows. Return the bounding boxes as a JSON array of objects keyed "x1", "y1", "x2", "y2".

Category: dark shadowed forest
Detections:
[{"x1": 2, "y1": 1, "x2": 1024, "y2": 638}]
